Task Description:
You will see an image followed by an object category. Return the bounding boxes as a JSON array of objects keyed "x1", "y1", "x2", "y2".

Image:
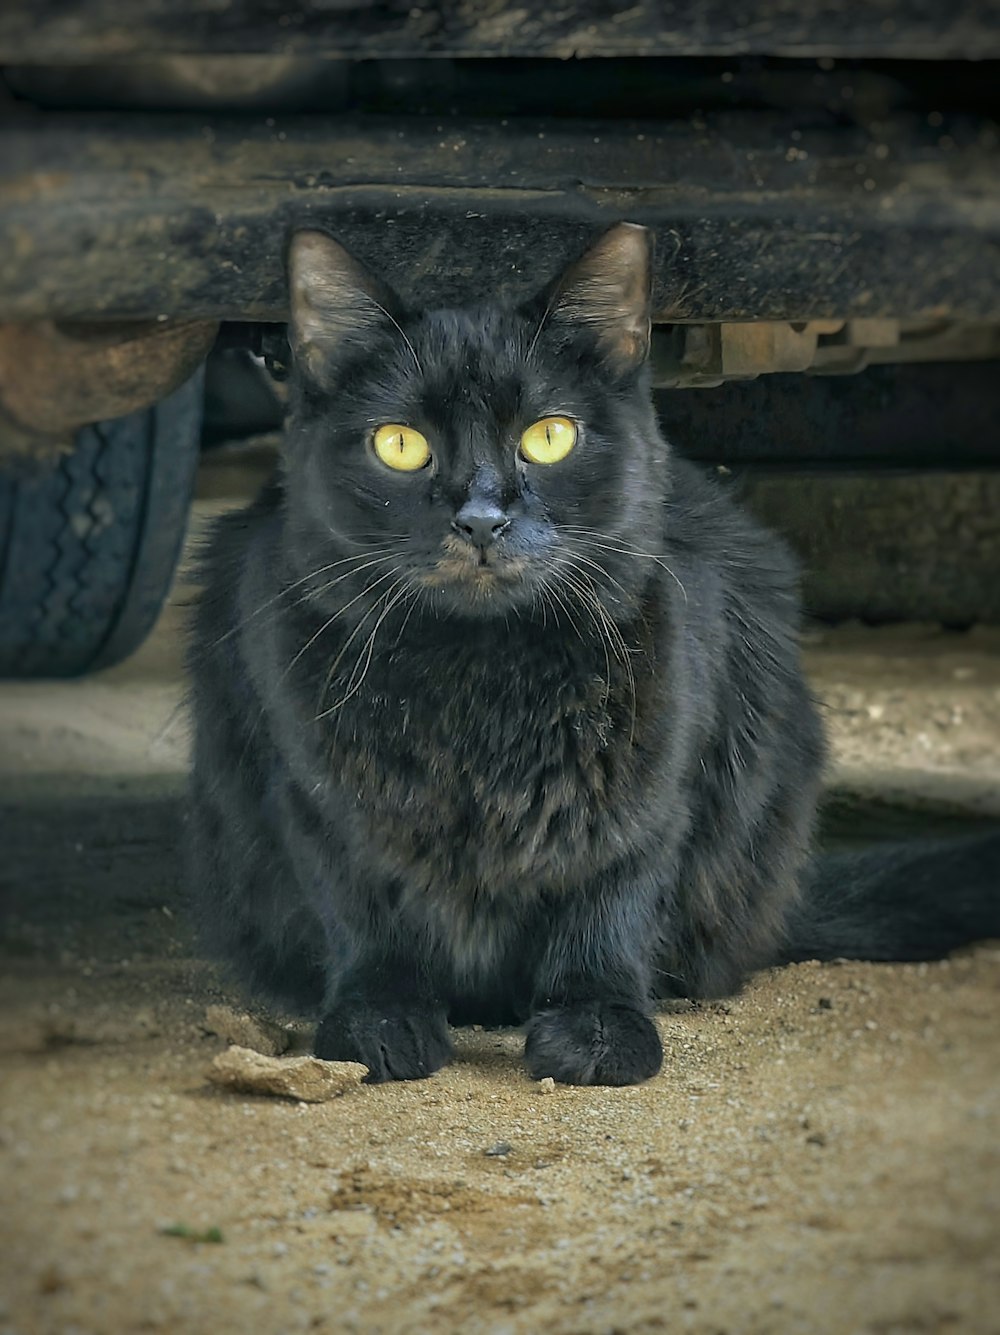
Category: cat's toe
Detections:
[
  {"x1": 315, "y1": 1004, "x2": 453, "y2": 1082},
  {"x1": 525, "y1": 1002, "x2": 662, "y2": 1086}
]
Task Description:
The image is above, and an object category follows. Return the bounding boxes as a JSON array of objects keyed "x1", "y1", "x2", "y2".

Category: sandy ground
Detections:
[{"x1": 1, "y1": 488, "x2": 999, "y2": 1335}]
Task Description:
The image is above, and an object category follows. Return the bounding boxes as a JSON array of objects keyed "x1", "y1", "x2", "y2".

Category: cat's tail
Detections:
[{"x1": 779, "y1": 831, "x2": 1000, "y2": 964}]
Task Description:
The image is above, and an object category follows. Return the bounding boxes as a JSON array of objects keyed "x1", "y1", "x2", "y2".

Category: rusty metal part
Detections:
[
  {"x1": 652, "y1": 319, "x2": 1000, "y2": 387},
  {"x1": 0, "y1": 318, "x2": 217, "y2": 459},
  {"x1": 653, "y1": 321, "x2": 842, "y2": 387}
]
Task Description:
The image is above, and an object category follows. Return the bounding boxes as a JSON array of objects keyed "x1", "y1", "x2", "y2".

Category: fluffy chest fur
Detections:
[{"x1": 312, "y1": 621, "x2": 653, "y2": 901}]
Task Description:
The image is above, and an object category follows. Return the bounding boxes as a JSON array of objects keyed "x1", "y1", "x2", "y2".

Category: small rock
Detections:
[
  {"x1": 207, "y1": 1046, "x2": 367, "y2": 1102},
  {"x1": 203, "y1": 1005, "x2": 291, "y2": 1057},
  {"x1": 538, "y1": 1077, "x2": 556, "y2": 1094},
  {"x1": 483, "y1": 1141, "x2": 513, "y2": 1158}
]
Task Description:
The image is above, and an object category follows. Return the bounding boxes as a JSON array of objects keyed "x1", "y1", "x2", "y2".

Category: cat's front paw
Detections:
[
  {"x1": 525, "y1": 1002, "x2": 662, "y2": 1086},
  {"x1": 315, "y1": 1002, "x2": 453, "y2": 1083}
]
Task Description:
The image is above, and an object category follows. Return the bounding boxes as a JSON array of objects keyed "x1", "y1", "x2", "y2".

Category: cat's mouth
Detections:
[{"x1": 417, "y1": 534, "x2": 529, "y2": 599}]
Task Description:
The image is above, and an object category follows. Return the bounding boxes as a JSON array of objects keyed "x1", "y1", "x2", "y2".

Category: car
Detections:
[{"x1": 2, "y1": 0, "x2": 999, "y2": 675}]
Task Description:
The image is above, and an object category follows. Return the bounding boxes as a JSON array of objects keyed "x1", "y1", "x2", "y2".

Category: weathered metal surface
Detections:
[
  {"x1": 1, "y1": 111, "x2": 999, "y2": 323},
  {"x1": 2, "y1": 0, "x2": 1000, "y2": 62},
  {"x1": 0, "y1": 319, "x2": 218, "y2": 458}
]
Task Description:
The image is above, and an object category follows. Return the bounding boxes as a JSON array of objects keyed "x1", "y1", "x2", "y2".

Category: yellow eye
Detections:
[
  {"x1": 372, "y1": 424, "x2": 431, "y2": 472},
  {"x1": 519, "y1": 416, "x2": 578, "y2": 465}
]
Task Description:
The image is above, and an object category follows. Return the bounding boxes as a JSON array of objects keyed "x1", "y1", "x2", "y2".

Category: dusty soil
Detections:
[{"x1": 1, "y1": 497, "x2": 999, "y2": 1334}]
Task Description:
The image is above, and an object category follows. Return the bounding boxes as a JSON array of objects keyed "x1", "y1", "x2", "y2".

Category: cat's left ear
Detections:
[
  {"x1": 287, "y1": 230, "x2": 405, "y2": 381},
  {"x1": 539, "y1": 222, "x2": 653, "y2": 373}
]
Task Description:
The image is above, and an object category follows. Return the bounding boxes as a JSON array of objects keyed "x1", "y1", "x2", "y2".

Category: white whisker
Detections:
[{"x1": 559, "y1": 526, "x2": 688, "y2": 603}]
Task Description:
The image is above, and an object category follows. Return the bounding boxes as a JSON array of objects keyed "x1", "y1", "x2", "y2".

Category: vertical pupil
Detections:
[{"x1": 545, "y1": 425, "x2": 552, "y2": 447}]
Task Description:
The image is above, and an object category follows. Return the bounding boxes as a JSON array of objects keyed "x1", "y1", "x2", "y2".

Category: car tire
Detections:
[{"x1": 0, "y1": 370, "x2": 203, "y2": 678}]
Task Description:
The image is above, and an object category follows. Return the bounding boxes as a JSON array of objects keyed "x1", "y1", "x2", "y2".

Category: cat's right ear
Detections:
[
  {"x1": 532, "y1": 223, "x2": 653, "y2": 374},
  {"x1": 287, "y1": 230, "x2": 404, "y2": 382}
]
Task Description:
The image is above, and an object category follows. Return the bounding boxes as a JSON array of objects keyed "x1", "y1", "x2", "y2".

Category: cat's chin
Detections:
[
  {"x1": 420, "y1": 578, "x2": 533, "y2": 620},
  {"x1": 415, "y1": 552, "x2": 536, "y2": 618}
]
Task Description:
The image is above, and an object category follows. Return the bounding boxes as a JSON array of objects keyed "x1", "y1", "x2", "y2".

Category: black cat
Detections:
[{"x1": 188, "y1": 224, "x2": 999, "y2": 1085}]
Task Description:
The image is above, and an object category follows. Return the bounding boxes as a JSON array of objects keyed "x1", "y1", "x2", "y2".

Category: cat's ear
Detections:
[
  {"x1": 543, "y1": 222, "x2": 653, "y2": 373},
  {"x1": 287, "y1": 230, "x2": 405, "y2": 381}
]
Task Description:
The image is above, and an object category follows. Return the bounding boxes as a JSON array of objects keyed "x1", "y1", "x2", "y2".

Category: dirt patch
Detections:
[{"x1": 329, "y1": 1165, "x2": 539, "y2": 1231}]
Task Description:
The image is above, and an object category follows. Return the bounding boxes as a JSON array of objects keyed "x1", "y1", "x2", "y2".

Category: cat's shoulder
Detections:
[
  {"x1": 664, "y1": 457, "x2": 801, "y2": 596},
  {"x1": 190, "y1": 475, "x2": 285, "y2": 651},
  {"x1": 198, "y1": 475, "x2": 283, "y2": 575}
]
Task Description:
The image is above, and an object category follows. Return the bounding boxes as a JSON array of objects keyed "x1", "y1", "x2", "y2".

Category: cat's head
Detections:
[{"x1": 282, "y1": 224, "x2": 668, "y2": 619}]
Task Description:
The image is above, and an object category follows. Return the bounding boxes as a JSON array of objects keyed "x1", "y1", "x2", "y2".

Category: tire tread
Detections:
[{"x1": 0, "y1": 373, "x2": 203, "y2": 678}]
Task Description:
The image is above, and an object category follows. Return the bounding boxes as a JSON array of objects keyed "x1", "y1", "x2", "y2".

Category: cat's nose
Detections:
[{"x1": 452, "y1": 500, "x2": 510, "y2": 551}]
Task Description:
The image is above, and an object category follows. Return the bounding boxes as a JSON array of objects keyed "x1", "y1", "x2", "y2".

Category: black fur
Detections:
[
  {"x1": 188, "y1": 226, "x2": 998, "y2": 1086},
  {"x1": 783, "y1": 833, "x2": 1000, "y2": 964}
]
